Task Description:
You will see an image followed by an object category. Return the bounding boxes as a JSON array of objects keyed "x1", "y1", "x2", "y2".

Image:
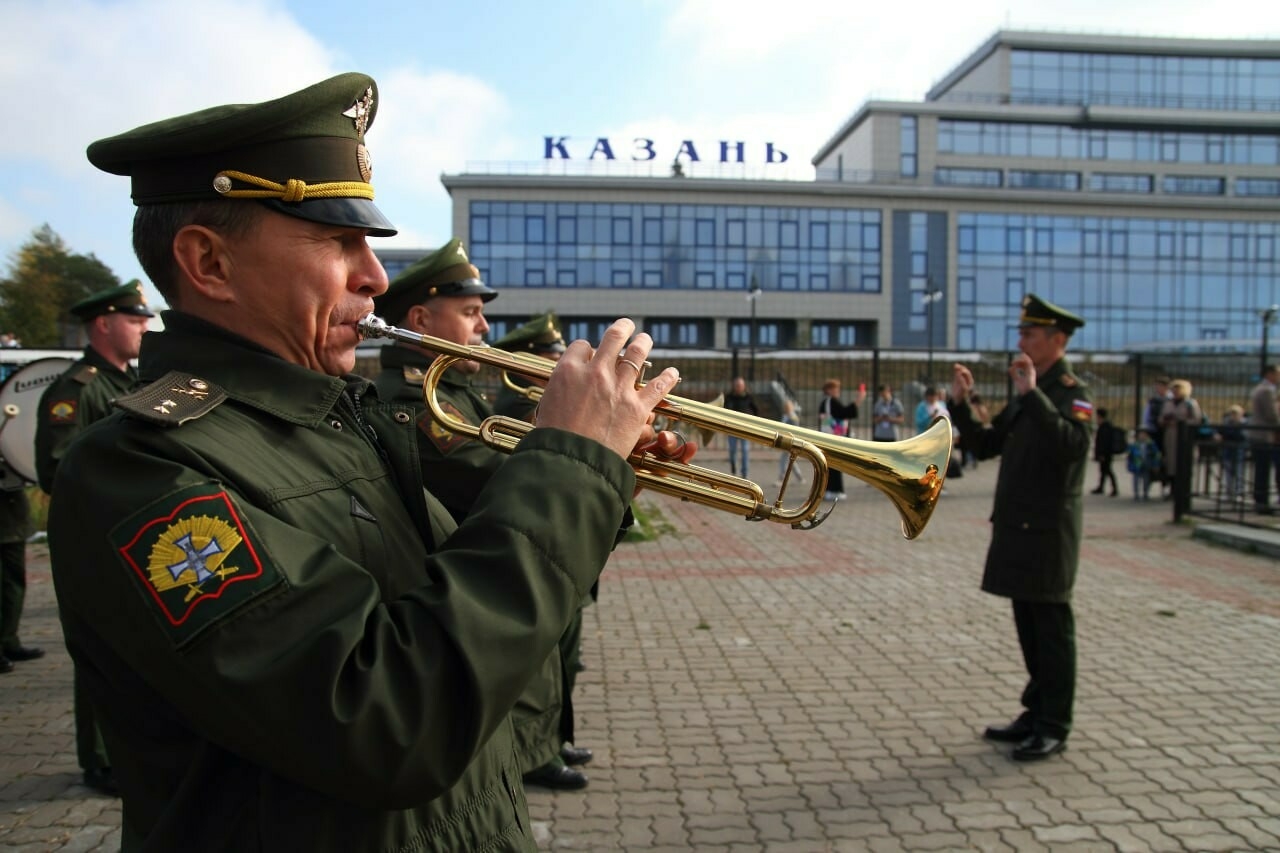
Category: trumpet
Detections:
[{"x1": 359, "y1": 315, "x2": 950, "y2": 538}]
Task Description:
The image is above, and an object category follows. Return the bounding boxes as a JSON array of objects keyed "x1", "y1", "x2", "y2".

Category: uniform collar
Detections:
[{"x1": 140, "y1": 311, "x2": 351, "y2": 427}]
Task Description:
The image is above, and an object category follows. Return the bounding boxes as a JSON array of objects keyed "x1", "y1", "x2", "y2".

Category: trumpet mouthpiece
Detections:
[{"x1": 357, "y1": 314, "x2": 389, "y2": 339}]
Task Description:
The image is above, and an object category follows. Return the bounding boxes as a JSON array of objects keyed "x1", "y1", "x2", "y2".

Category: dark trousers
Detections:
[
  {"x1": 1252, "y1": 444, "x2": 1279, "y2": 507},
  {"x1": 1012, "y1": 600, "x2": 1075, "y2": 740},
  {"x1": 0, "y1": 540, "x2": 27, "y2": 650},
  {"x1": 1094, "y1": 456, "x2": 1118, "y2": 494}
]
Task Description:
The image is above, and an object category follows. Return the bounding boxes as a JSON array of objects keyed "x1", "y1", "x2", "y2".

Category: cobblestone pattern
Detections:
[{"x1": 2, "y1": 457, "x2": 1277, "y2": 851}]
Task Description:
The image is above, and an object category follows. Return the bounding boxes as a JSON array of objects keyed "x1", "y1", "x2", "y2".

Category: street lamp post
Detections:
[
  {"x1": 922, "y1": 288, "x2": 944, "y2": 384},
  {"x1": 1260, "y1": 305, "x2": 1279, "y2": 377},
  {"x1": 747, "y1": 282, "x2": 762, "y2": 382}
]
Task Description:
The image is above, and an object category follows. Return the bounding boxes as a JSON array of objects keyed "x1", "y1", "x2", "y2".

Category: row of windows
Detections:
[
  {"x1": 934, "y1": 167, "x2": 1277, "y2": 197},
  {"x1": 470, "y1": 202, "x2": 881, "y2": 250},
  {"x1": 470, "y1": 202, "x2": 884, "y2": 292},
  {"x1": 1009, "y1": 49, "x2": 1280, "y2": 111},
  {"x1": 958, "y1": 215, "x2": 1280, "y2": 262},
  {"x1": 957, "y1": 213, "x2": 1280, "y2": 349},
  {"x1": 937, "y1": 119, "x2": 1280, "y2": 166},
  {"x1": 475, "y1": 258, "x2": 883, "y2": 292},
  {"x1": 485, "y1": 317, "x2": 865, "y2": 349}
]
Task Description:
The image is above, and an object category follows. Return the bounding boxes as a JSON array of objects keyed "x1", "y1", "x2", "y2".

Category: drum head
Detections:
[{"x1": 0, "y1": 357, "x2": 75, "y2": 484}]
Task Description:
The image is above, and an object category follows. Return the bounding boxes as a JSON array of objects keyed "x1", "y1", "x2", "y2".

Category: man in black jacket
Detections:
[{"x1": 947, "y1": 294, "x2": 1092, "y2": 762}]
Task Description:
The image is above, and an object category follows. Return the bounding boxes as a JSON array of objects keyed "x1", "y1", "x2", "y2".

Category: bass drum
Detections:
[{"x1": 0, "y1": 357, "x2": 75, "y2": 485}]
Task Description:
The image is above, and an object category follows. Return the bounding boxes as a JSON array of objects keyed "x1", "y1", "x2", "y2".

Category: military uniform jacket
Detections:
[
  {"x1": 372, "y1": 345, "x2": 564, "y2": 772},
  {"x1": 493, "y1": 375, "x2": 539, "y2": 424},
  {"x1": 371, "y1": 345, "x2": 504, "y2": 525},
  {"x1": 949, "y1": 358, "x2": 1092, "y2": 603},
  {"x1": 35, "y1": 344, "x2": 138, "y2": 494},
  {"x1": 48, "y1": 311, "x2": 633, "y2": 852}
]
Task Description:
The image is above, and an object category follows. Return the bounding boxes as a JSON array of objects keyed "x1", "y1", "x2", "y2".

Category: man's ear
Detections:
[
  {"x1": 172, "y1": 225, "x2": 236, "y2": 303},
  {"x1": 404, "y1": 302, "x2": 432, "y2": 333}
]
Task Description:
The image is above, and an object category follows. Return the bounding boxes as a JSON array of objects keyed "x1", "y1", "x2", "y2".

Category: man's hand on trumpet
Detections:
[{"x1": 534, "y1": 319, "x2": 682, "y2": 463}]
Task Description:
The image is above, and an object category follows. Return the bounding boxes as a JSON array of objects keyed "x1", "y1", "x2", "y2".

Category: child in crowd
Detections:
[{"x1": 1126, "y1": 427, "x2": 1163, "y2": 501}]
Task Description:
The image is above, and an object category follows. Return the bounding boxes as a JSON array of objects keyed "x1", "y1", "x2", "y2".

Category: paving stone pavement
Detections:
[{"x1": 2, "y1": 454, "x2": 1278, "y2": 851}]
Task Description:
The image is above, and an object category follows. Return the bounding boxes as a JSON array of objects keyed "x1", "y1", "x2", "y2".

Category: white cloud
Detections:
[{"x1": 4, "y1": 0, "x2": 337, "y2": 178}]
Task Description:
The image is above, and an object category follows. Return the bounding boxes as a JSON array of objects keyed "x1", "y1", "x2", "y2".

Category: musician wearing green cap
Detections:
[
  {"x1": 492, "y1": 312, "x2": 566, "y2": 423},
  {"x1": 49, "y1": 73, "x2": 684, "y2": 850},
  {"x1": 34, "y1": 279, "x2": 155, "y2": 796},
  {"x1": 371, "y1": 247, "x2": 591, "y2": 792},
  {"x1": 948, "y1": 293, "x2": 1092, "y2": 763}
]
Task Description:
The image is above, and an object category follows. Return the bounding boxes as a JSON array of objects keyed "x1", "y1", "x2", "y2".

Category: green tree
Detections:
[{"x1": 0, "y1": 224, "x2": 120, "y2": 347}]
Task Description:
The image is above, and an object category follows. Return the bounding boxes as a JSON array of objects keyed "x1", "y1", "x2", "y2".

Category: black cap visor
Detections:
[{"x1": 261, "y1": 197, "x2": 397, "y2": 237}]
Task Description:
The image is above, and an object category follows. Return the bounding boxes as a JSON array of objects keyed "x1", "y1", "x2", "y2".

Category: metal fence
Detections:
[
  {"x1": 356, "y1": 343, "x2": 1268, "y2": 432},
  {"x1": 1173, "y1": 422, "x2": 1280, "y2": 529}
]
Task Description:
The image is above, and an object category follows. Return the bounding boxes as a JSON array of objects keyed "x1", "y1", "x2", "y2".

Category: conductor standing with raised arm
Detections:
[{"x1": 947, "y1": 294, "x2": 1092, "y2": 762}]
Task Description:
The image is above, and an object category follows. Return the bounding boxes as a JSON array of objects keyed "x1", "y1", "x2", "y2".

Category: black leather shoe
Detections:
[
  {"x1": 523, "y1": 762, "x2": 588, "y2": 790},
  {"x1": 561, "y1": 744, "x2": 593, "y2": 766},
  {"x1": 0, "y1": 656, "x2": 12, "y2": 674},
  {"x1": 82, "y1": 767, "x2": 120, "y2": 796},
  {"x1": 3, "y1": 645, "x2": 45, "y2": 662},
  {"x1": 1012, "y1": 734, "x2": 1066, "y2": 762},
  {"x1": 1090, "y1": 487, "x2": 1104, "y2": 494},
  {"x1": 983, "y1": 716, "x2": 1034, "y2": 743}
]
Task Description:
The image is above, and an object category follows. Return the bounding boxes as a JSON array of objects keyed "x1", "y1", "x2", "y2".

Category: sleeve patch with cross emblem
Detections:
[{"x1": 111, "y1": 483, "x2": 282, "y2": 648}]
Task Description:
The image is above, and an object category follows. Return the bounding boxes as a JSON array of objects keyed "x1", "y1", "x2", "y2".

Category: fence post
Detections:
[{"x1": 1173, "y1": 420, "x2": 1193, "y2": 522}]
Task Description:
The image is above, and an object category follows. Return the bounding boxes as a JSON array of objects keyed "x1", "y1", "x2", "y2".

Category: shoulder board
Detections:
[
  {"x1": 401, "y1": 365, "x2": 427, "y2": 385},
  {"x1": 113, "y1": 371, "x2": 227, "y2": 427},
  {"x1": 70, "y1": 364, "x2": 99, "y2": 385},
  {"x1": 1060, "y1": 374, "x2": 1078, "y2": 388}
]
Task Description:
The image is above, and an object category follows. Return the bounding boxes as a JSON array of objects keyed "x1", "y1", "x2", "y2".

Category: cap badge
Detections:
[
  {"x1": 357, "y1": 144, "x2": 373, "y2": 183},
  {"x1": 343, "y1": 86, "x2": 374, "y2": 140},
  {"x1": 213, "y1": 174, "x2": 233, "y2": 194}
]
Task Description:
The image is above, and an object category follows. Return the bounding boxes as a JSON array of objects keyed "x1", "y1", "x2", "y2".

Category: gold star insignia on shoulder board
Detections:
[
  {"x1": 114, "y1": 371, "x2": 227, "y2": 427},
  {"x1": 401, "y1": 366, "x2": 426, "y2": 386}
]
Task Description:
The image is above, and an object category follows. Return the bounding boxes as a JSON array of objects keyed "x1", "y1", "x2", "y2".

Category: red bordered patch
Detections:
[
  {"x1": 420, "y1": 401, "x2": 472, "y2": 454},
  {"x1": 112, "y1": 484, "x2": 281, "y2": 647},
  {"x1": 1071, "y1": 399, "x2": 1094, "y2": 422}
]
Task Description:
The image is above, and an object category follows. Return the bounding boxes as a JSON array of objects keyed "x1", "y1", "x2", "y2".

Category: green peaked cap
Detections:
[
  {"x1": 69, "y1": 280, "x2": 156, "y2": 321},
  {"x1": 372, "y1": 238, "x2": 496, "y2": 323},
  {"x1": 1018, "y1": 293, "x2": 1085, "y2": 335},
  {"x1": 86, "y1": 73, "x2": 396, "y2": 236},
  {"x1": 494, "y1": 312, "x2": 566, "y2": 355}
]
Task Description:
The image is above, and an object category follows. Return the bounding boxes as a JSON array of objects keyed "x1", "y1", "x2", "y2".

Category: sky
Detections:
[{"x1": 3, "y1": 0, "x2": 1280, "y2": 311}]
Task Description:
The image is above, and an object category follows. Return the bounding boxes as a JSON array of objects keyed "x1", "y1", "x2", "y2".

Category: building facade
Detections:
[{"x1": 380, "y1": 30, "x2": 1280, "y2": 354}]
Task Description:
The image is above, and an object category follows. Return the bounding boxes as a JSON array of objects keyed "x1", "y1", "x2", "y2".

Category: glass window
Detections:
[
  {"x1": 611, "y1": 217, "x2": 631, "y2": 245},
  {"x1": 525, "y1": 216, "x2": 545, "y2": 243},
  {"x1": 900, "y1": 115, "x2": 918, "y2": 178},
  {"x1": 642, "y1": 218, "x2": 662, "y2": 245},
  {"x1": 471, "y1": 215, "x2": 490, "y2": 243},
  {"x1": 727, "y1": 219, "x2": 746, "y2": 246},
  {"x1": 810, "y1": 221, "x2": 829, "y2": 249},
  {"x1": 557, "y1": 217, "x2": 576, "y2": 244},
  {"x1": 695, "y1": 218, "x2": 715, "y2": 246},
  {"x1": 779, "y1": 221, "x2": 799, "y2": 247}
]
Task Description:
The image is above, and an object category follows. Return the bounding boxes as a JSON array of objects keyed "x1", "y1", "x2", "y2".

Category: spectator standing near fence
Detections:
[
  {"x1": 723, "y1": 377, "x2": 758, "y2": 478},
  {"x1": 871, "y1": 384, "x2": 904, "y2": 443},
  {"x1": 1158, "y1": 380, "x2": 1202, "y2": 495},
  {"x1": 1091, "y1": 407, "x2": 1122, "y2": 497},
  {"x1": 1127, "y1": 428, "x2": 1162, "y2": 501},
  {"x1": 1249, "y1": 365, "x2": 1280, "y2": 514}
]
